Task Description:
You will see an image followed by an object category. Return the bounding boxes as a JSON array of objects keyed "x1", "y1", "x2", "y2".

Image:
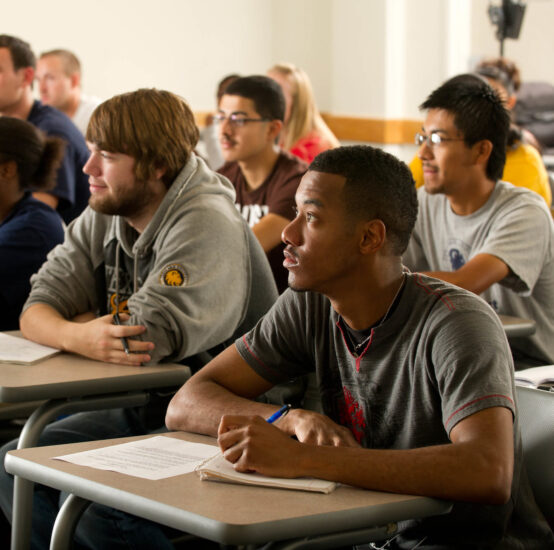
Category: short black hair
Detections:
[
  {"x1": 223, "y1": 75, "x2": 285, "y2": 121},
  {"x1": 420, "y1": 73, "x2": 510, "y2": 181},
  {"x1": 309, "y1": 145, "x2": 418, "y2": 255},
  {"x1": 0, "y1": 34, "x2": 36, "y2": 70}
]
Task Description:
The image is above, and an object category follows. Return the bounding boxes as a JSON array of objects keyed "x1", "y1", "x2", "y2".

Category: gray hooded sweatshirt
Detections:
[{"x1": 23, "y1": 154, "x2": 278, "y2": 367}]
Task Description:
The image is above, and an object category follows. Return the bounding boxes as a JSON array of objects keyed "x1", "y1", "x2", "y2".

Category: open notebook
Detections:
[
  {"x1": 195, "y1": 452, "x2": 337, "y2": 494},
  {"x1": 0, "y1": 332, "x2": 60, "y2": 365},
  {"x1": 515, "y1": 365, "x2": 554, "y2": 388}
]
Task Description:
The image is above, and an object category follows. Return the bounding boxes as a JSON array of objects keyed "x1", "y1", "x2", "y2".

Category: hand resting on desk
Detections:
[
  {"x1": 20, "y1": 304, "x2": 155, "y2": 366},
  {"x1": 218, "y1": 410, "x2": 360, "y2": 478}
]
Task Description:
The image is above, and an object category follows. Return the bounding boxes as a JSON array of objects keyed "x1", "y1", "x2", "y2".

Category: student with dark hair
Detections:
[
  {"x1": 217, "y1": 75, "x2": 307, "y2": 293},
  {"x1": 167, "y1": 145, "x2": 553, "y2": 549},
  {"x1": 404, "y1": 75, "x2": 554, "y2": 367},
  {"x1": 0, "y1": 34, "x2": 90, "y2": 223},
  {"x1": 196, "y1": 73, "x2": 241, "y2": 170},
  {"x1": 0, "y1": 117, "x2": 65, "y2": 330},
  {"x1": 0, "y1": 88, "x2": 277, "y2": 549},
  {"x1": 410, "y1": 68, "x2": 550, "y2": 205}
]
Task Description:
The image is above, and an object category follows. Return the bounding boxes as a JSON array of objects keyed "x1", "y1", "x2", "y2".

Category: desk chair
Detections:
[{"x1": 516, "y1": 385, "x2": 554, "y2": 529}]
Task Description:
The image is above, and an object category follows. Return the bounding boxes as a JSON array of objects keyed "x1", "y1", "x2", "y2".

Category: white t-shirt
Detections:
[
  {"x1": 404, "y1": 181, "x2": 554, "y2": 365},
  {"x1": 72, "y1": 94, "x2": 102, "y2": 136}
]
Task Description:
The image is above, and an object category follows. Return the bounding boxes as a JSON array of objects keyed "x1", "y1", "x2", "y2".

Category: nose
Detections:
[
  {"x1": 281, "y1": 215, "x2": 301, "y2": 246},
  {"x1": 83, "y1": 152, "x2": 100, "y2": 176},
  {"x1": 417, "y1": 140, "x2": 433, "y2": 161},
  {"x1": 219, "y1": 116, "x2": 234, "y2": 134}
]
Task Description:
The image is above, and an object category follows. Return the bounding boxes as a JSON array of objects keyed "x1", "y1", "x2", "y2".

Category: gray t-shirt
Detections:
[
  {"x1": 404, "y1": 181, "x2": 554, "y2": 366},
  {"x1": 236, "y1": 274, "x2": 553, "y2": 548}
]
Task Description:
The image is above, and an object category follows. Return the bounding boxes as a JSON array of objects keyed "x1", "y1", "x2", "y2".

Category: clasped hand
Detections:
[
  {"x1": 72, "y1": 313, "x2": 154, "y2": 365},
  {"x1": 217, "y1": 409, "x2": 360, "y2": 477}
]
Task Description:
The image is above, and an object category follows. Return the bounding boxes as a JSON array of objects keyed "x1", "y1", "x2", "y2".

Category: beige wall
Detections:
[
  {"x1": 471, "y1": 0, "x2": 554, "y2": 83},
  {"x1": 4, "y1": 0, "x2": 553, "y2": 124}
]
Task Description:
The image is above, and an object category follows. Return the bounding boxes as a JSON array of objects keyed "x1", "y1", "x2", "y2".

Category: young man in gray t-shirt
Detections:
[
  {"x1": 403, "y1": 73, "x2": 554, "y2": 367},
  {"x1": 167, "y1": 146, "x2": 553, "y2": 549}
]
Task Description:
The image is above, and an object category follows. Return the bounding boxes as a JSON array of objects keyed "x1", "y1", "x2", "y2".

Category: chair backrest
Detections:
[{"x1": 516, "y1": 385, "x2": 554, "y2": 528}]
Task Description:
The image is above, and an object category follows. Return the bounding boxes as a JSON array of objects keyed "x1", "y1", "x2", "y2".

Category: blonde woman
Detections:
[{"x1": 268, "y1": 62, "x2": 339, "y2": 163}]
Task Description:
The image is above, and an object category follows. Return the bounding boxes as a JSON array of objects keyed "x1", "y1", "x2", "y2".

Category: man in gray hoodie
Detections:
[{"x1": 0, "y1": 88, "x2": 277, "y2": 548}]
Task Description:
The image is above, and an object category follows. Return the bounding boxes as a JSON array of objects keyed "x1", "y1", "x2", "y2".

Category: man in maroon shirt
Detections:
[{"x1": 217, "y1": 75, "x2": 307, "y2": 293}]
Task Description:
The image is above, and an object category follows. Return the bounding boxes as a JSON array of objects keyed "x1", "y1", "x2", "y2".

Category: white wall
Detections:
[
  {"x1": 4, "y1": 0, "x2": 553, "y2": 121},
  {"x1": 471, "y1": 0, "x2": 554, "y2": 83}
]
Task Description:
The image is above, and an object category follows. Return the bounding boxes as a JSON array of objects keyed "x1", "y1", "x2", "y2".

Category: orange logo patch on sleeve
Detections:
[{"x1": 160, "y1": 264, "x2": 187, "y2": 287}]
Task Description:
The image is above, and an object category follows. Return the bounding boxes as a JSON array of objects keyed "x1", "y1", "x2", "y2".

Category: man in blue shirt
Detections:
[{"x1": 0, "y1": 35, "x2": 90, "y2": 224}]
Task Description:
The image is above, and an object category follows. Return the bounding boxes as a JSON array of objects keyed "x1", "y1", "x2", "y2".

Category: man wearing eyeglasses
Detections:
[
  {"x1": 403, "y1": 74, "x2": 554, "y2": 368},
  {"x1": 217, "y1": 75, "x2": 307, "y2": 294}
]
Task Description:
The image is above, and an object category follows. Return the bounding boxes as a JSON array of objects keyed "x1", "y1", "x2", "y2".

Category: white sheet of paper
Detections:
[
  {"x1": 53, "y1": 436, "x2": 218, "y2": 480},
  {"x1": 0, "y1": 333, "x2": 60, "y2": 365}
]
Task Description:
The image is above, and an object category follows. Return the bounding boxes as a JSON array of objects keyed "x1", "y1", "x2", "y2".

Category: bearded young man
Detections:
[{"x1": 0, "y1": 88, "x2": 277, "y2": 549}]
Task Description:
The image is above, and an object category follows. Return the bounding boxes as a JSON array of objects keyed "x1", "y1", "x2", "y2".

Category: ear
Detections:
[
  {"x1": 21, "y1": 66, "x2": 35, "y2": 87},
  {"x1": 359, "y1": 219, "x2": 387, "y2": 255},
  {"x1": 268, "y1": 119, "x2": 283, "y2": 141},
  {"x1": 70, "y1": 72, "x2": 81, "y2": 89},
  {"x1": 506, "y1": 95, "x2": 517, "y2": 111},
  {"x1": 0, "y1": 160, "x2": 18, "y2": 179},
  {"x1": 154, "y1": 165, "x2": 167, "y2": 182},
  {"x1": 472, "y1": 139, "x2": 493, "y2": 168}
]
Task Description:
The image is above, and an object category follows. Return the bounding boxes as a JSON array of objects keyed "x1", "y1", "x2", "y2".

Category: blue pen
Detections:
[{"x1": 266, "y1": 404, "x2": 291, "y2": 424}]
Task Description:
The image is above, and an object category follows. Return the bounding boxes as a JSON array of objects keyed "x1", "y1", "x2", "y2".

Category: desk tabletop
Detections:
[
  {"x1": 0, "y1": 353, "x2": 190, "y2": 402},
  {"x1": 499, "y1": 314, "x2": 536, "y2": 338},
  {"x1": 6, "y1": 432, "x2": 452, "y2": 546}
]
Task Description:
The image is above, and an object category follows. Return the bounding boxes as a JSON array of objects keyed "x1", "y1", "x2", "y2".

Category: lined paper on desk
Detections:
[{"x1": 54, "y1": 436, "x2": 217, "y2": 480}]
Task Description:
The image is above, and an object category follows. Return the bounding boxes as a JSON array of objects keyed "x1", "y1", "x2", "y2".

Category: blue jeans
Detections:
[{"x1": 0, "y1": 408, "x2": 176, "y2": 550}]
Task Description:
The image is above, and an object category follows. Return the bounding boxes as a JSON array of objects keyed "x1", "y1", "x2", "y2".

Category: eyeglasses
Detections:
[
  {"x1": 213, "y1": 113, "x2": 270, "y2": 128},
  {"x1": 414, "y1": 132, "x2": 465, "y2": 148}
]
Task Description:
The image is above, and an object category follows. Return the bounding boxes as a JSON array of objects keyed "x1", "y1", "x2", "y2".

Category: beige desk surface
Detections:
[
  {"x1": 499, "y1": 314, "x2": 536, "y2": 338},
  {"x1": 0, "y1": 353, "x2": 190, "y2": 402},
  {"x1": 6, "y1": 432, "x2": 451, "y2": 545}
]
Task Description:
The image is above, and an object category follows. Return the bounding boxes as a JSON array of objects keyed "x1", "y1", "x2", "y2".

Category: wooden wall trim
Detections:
[
  {"x1": 194, "y1": 111, "x2": 422, "y2": 145},
  {"x1": 321, "y1": 113, "x2": 422, "y2": 145}
]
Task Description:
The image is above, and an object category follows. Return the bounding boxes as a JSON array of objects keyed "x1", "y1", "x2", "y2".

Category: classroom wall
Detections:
[
  {"x1": 4, "y1": 0, "x2": 554, "y2": 125},
  {"x1": 470, "y1": 0, "x2": 554, "y2": 83}
]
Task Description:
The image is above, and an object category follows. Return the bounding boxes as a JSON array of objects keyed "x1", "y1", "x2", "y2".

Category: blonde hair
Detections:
[{"x1": 268, "y1": 63, "x2": 339, "y2": 151}]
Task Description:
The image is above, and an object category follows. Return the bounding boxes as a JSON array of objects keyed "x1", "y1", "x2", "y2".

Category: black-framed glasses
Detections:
[
  {"x1": 213, "y1": 113, "x2": 270, "y2": 128},
  {"x1": 415, "y1": 132, "x2": 465, "y2": 148}
]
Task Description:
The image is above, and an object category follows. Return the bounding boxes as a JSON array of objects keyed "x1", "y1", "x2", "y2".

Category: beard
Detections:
[{"x1": 89, "y1": 179, "x2": 155, "y2": 217}]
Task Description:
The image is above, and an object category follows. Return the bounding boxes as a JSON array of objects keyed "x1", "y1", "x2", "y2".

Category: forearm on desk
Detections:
[
  {"x1": 293, "y1": 408, "x2": 513, "y2": 504},
  {"x1": 20, "y1": 303, "x2": 82, "y2": 351},
  {"x1": 166, "y1": 377, "x2": 277, "y2": 435},
  {"x1": 423, "y1": 253, "x2": 509, "y2": 295},
  {"x1": 166, "y1": 345, "x2": 277, "y2": 434}
]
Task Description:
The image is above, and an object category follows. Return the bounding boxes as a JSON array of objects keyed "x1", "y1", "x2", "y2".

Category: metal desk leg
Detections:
[
  {"x1": 11, "y1": 391, "x2": 150, "y2": 550},
  {"x1": 50, "y1": 494, "x2": 91, "y2": 550}
]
